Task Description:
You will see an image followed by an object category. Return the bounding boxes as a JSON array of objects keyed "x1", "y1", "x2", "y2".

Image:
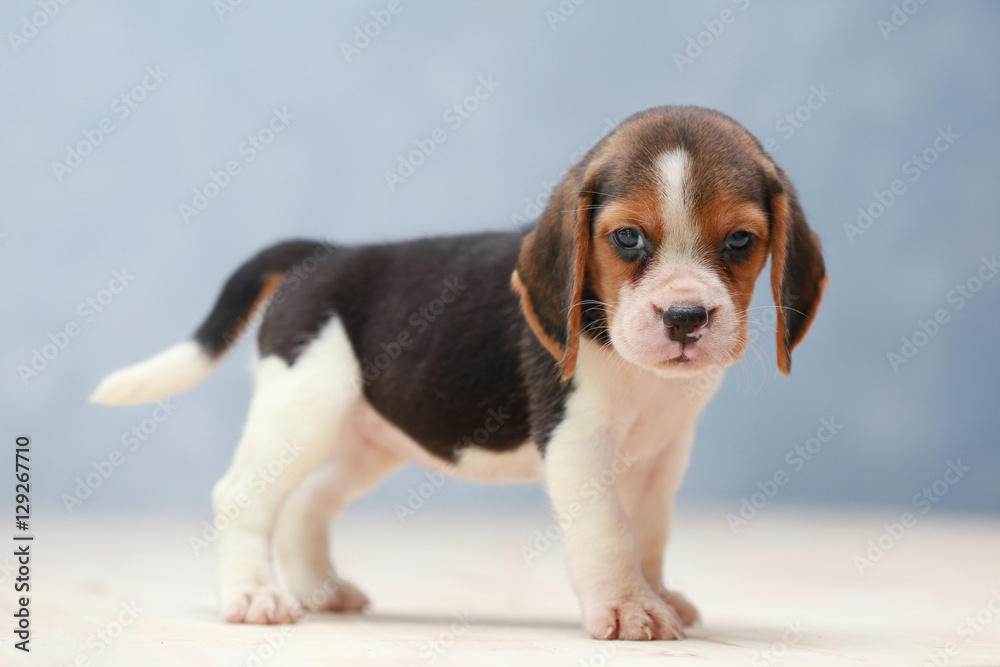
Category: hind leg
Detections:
[
  {"x1": 212, "y1": 319, "x2": 361, "y2": 624},
  {"x1": 273, "y1": 428, "x2": 404, "y2": 612}
]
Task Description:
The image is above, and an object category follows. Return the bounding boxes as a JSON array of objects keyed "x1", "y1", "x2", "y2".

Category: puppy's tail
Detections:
[{"x1": 90, "y1": 240, "x2": 327, "y2": 405}]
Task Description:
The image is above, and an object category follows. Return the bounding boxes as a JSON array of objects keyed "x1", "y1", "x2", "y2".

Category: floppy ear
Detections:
[
  {"x1": 768, "y1": 166, "x2": 828, "y2": 375},
  {"x1": 511, "y1": 163, "x2": 598, "y2": 381}
]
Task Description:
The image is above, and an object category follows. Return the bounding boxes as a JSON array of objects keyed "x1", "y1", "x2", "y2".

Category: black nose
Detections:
[{"x1": 662, "y1": 304, "x2": 709, "y2": 342}]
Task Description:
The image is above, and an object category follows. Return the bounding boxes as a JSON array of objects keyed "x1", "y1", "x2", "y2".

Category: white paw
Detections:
[
  {"x1": 584, "y1": 592, "x2": 684, "y2": 640},
  {"x1": 293, "y1": 574, "x2": 370, "y2": 613},
  {"x1": 221, "y1": 583, "x2": 303, "y2": 624},
  {"x1": 657, "y1": 588, "x2": 700, "y2": 627}
]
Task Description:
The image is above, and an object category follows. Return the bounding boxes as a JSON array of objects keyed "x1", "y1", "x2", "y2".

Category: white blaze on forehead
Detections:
[{"x1": 656, "y1": 149, "x2": 699, "y2": 257}]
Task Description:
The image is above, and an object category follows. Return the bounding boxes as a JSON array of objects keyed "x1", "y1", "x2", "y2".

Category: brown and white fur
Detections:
[{"x1": 91, "y1": 106, "x2": 827, "y2": 641}]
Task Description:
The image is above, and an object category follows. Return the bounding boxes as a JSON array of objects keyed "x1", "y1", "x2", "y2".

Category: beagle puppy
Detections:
[{"x1": 92, "y1": 105, "x2": 826, "y2": 641}]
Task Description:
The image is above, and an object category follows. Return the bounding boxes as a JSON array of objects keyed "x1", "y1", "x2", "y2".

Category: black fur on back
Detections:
[{"x1": 252, "y1": 233, "x2": 572, "y2": 459}]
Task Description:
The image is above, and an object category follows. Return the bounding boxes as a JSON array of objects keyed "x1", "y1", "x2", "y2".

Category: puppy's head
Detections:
[{"x1": 512, "y1": 106, "x2": 827, "y2": 380}]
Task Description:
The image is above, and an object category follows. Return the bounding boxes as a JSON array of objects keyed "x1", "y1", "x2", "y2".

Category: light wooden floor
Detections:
[{"x1": 8, "y1": 507, "x2": 1000, "y2": 666}]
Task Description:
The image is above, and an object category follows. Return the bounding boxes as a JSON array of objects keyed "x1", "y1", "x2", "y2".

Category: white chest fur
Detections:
[{"x1": 555, "y1": 337, "x2": 722, "y2": 467}]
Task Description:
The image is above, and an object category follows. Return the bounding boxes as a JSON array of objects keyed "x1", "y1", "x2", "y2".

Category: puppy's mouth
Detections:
[
  {"x1": 609, "y1": 303, "x2": 742, "y2": 374},
  {"x1": 659, "y1": 354, "x2": 710, "y2": 375},
  {"x1": 644, "y1": 348, "x2": 704, "y2": 372},
  {"x1": 659, "y1": 334, "x2": 711, "y2": 364},
  {"x1": 647, "y1": 334, "x2": 736, "y2": 373}
]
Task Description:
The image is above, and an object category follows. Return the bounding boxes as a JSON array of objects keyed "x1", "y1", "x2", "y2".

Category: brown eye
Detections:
[
  {"x1": 613, "y1": 228, "x2": 645, "y2": 250},
  {"x1": 724, "y1": 231, "x2": 753, "y2": 252}
]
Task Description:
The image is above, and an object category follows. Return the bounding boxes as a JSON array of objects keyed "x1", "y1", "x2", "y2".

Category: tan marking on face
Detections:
[
  {"x1": 693, "y1": 190, "x2": 771, "y2": 316},
  {"x1": 586, "y1": 190, "x2": 663, "y2": 315},
  {"x1": 514, "y1": 106, "x2": 823, "y2": 378},
  {"x1": 584, "y1": 146, "x2": 779, "y2": 377}
]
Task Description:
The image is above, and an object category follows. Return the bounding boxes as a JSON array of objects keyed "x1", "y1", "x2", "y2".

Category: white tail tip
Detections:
[{"x1": 90, "y1": 341, "x2": 216, "y2": 405}]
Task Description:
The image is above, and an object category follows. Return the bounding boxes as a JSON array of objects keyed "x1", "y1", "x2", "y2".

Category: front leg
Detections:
[
  {"x1": 545, "y1": 422, "x2": 683, "y2": 640},
  {"x1": 617, "y1": 428, "x2": 700, "y2": 627}
]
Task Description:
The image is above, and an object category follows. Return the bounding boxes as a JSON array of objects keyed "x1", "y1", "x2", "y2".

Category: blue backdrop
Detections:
[{"x1": 2, "y1": 1, "x2": 997, "y2": 519}]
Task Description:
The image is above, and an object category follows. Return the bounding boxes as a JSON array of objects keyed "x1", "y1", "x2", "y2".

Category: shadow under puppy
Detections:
[{"x1": 92, "y1": 105, "x2": 827, "y2": 641}]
